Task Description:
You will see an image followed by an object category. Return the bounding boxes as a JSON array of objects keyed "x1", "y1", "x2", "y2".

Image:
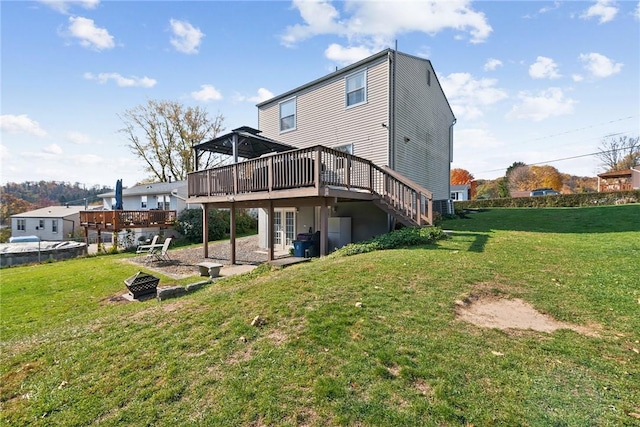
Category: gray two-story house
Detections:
[{"x1": 188, "y1": 48, "x2": 455, "y2": 261}]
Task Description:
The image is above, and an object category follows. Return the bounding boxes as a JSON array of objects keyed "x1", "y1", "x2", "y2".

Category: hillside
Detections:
[
  {"x1": 0, "y1": 181, "x2": 112, "y2": 226},
  {"x1": 1, "y1": 206, "x2": 639, "y2": 426}
]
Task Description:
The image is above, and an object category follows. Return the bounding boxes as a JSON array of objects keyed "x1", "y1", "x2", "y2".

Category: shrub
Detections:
[
  {"x1": 175, "y1": 208, "x2": 257, "y2": 243},
  {"x1": 330, "y1": 226, "x2": 447, "y2": 257},
  {"x1": 455, "y1": 190, "x2": 640, "y2": 210}
]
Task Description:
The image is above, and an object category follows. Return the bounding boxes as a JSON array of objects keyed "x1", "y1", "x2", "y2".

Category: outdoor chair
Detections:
[
  {"x1": 136, "y1": 235, "x2": 160, "y2": 255},
  {"x1": 147, "y1": 237, "x2": 172, "y2": 263}
]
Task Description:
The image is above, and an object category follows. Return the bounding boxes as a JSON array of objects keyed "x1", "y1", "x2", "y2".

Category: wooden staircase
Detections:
[{"x1": 370, "y1": 166, "x2": 433, "y2": 227}]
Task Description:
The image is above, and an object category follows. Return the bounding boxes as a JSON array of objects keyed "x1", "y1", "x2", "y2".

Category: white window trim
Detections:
[
  {"x1": 52, "y1": 219, "x2": 58, "y2": 233},
  {"x1": 279, "y1": 97, "x2": 297, "y2": 134},
  {"x1": 17, "y1": 219, "x2": 26, "y2": 231},
  {"x1": 345, "y1": 69, "x2": 367, "y2": 109}
]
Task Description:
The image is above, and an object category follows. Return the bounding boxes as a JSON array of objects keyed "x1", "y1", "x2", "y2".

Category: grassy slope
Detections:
[{"x1": 1, "y1": 205, "x2": 639, "y2": 426}]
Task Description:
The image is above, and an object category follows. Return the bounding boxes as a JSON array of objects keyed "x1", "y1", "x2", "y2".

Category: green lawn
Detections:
[{"x1": 1, "y1": 205, "x2": 639, "y2": 426}]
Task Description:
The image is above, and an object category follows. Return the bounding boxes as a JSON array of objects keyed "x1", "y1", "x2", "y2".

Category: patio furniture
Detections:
[
  {"x1": 196, "y1": 262, "x2": 223, "y2": 279},
  {"x1": 147, "y1": 237, "x2": 172, "y2": 263},
  {"x1": 136, "y1": 235, "x2": 161, "y2": 255}
]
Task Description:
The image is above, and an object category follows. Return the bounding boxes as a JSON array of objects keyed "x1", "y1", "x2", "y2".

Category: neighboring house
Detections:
[
  {"x1": 597, "y1": 168, "x2": 640, "y2": 192},
  {"x1": 80, "y1": 180, "x2": 191, "y2": 246},
  {"x1": 10, "y1": 205, "x2": 84, "y2": 241},
  {"x1": 451, "y1": 184, "x2": 471, "y2": 201},
  {"x1": 254, "y1": 49, "x2": 455, "y2": 250},
  {"x1": 97, "y1": 180, "x2": 189, "y2": 212},
  {"x1": 188, "y1": 48, "x2": 456, "y2": 260}
]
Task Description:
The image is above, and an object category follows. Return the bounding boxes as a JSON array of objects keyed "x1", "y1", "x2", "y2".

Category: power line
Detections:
[{"x1": 515, "y1": 116, "x2": 636, "y2": 144}]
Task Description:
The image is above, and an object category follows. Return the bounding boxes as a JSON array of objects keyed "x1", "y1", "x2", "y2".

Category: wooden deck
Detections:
[
  {"x1": 187, "y1": 145, "x2": 433, "y2": 227},
  {"x1": 79, "y1": 210, "x2": 177, "y2": 232},
  {"x1": 187, "y1": 145, "x2": 436, "y2": 263}
]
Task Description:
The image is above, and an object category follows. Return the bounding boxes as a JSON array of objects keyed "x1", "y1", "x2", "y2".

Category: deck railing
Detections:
[
  {"x1": 80, "y1": 210, "x2": 177, "y2": 230},
  {"x1": 188, "y1": 145, "x2": 433, "y2": 225},
  {"x1": 600, "y1": 182, "x2": 633, "y2": 192}
]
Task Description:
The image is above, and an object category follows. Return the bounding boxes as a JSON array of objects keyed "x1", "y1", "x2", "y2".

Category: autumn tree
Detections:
[
  {"x1": 0, "y1": 193, "x2": 34, "y2": 226},
  {"x1": 507, "y1": 164, "x2": 562, "y2": 192},
  {"x1": 529, "y1": 165, "x2": 563, "y2": 190},
  {"x1": 450, "y1": 168, "x2": 475, "y2": 185},
  {"x1": 119, "y1": 100, "x2": 225, "y2": 182},
  {"x1": 596, "y1": 135, "x2": 640, "y2": 172}
]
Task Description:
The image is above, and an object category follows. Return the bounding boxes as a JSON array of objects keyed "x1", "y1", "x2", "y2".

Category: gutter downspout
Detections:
[
  {"x1": 389, "y1": 47, "x2": 397, "y2": 170},
  {"x1": 448, "y1": 118, "x2": 457, "y2": 214}
]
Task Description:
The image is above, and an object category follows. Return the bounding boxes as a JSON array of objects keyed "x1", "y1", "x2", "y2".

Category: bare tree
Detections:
[
  {"x1": 119, "y1": 99, "x2": 225, "y2": 182},
  {"x1": 507, "y1": 165, "x2": 533, "y2": 191},
  {"x1": 596, "y1": 135, "x2": 640, "y2": 172}
]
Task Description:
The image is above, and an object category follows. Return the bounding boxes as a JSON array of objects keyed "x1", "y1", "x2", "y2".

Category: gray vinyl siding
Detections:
[
  {"x1": 392, "y1": 53, "x2": 455, "y2": 200},
  {"x1": 259, "y1": 56, "x2": 390, "y2": 166}
]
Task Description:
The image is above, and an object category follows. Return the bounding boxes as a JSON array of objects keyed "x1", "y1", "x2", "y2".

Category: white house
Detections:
[
  {"x1": 10, "y1": 205, "x2": 84, "y2": 241},
  {"x1": 97, "y1": 180, "x2": 189, "y2": 212}
]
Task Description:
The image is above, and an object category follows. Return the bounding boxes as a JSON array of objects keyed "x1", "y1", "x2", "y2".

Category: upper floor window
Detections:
[
  {"x1": 52, "y1": 219, "x2": 58, "y2": 233},
  {"x1": 141, "y1": 196, "x2": 147, "y2": 209},
  {"x1": 157, "y1": 195, "x2": 170, "y2": 210},
  {"x1": 39, "y1": 219, "x2": 45, "y2": 230},
  {"x1": 279, "y1": 98, "x2": 296, "y2": 133},
  {"x1": 333, "y1": 143, "x2": 353, "y2": 155},
  {"x1": 17, "y1": 219, "x2": 25, "y2": 231},
  {"x1": 346, "y1": 70, "x2": 367, "y2": 108}
]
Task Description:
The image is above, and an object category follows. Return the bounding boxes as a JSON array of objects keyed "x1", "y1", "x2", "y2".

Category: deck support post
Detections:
[
  {"x1": 267, "y1": 201, "x2": 274, "y2": 262},
  {"x1": 202, "y1": 204, "x2": 209, "y2": 258},
  {"x1": 230, "y1": 203, "x2": 236, "y2": 265},
  {"x1": 320, "y1": 198, "x2": 329, "y2": 257}
]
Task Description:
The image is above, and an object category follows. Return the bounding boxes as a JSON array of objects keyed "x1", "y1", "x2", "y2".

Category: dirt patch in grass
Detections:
[{"x1": 456, "y1": 295, "x2": 599, "y2": 337}]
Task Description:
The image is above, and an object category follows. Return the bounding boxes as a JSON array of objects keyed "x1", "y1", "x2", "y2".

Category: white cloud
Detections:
[
  {"x1": 579, "y1": 52, "x2": 623, "y2": 78},
  {"x1": 84, "y1": 72, "x2": 157, "y2": 87},
  {"x1": 325, "y1": 44, "x2": 376, "y2": 66},
  {"x1": 529, "y1": 56, "x2": 561, "y2": 79},
  {"x1": 484, "y1": 58, "x2": 503, "y2": 71},
  {"x1": 191, "y1": 85, "x2": 223, "y2": 102},
  {"x1": 281, "y1": 0, "x2": 492, "y2": 48},
  {"x1": 635, "y1": 2, "x2": 640, "y2": 20},
  {"x1": 439, "y1": 73, "x2": 508, "y2": 120},
  {"x1": 0, "y1": 114, "x2": 47, "y2": 137},
  {"x1": 43, "y1": 144, "x2": 63, "y2": 155},
  {"x1": 250, "y1": 88, "x2": 275, "y2": 103},
  {"x1": 539, "y1": 1, "x2": 561, "y2": 14},
  {"x1": 572, "y1": 74, "x2": 584, "y2": 82},
  {"x1": 581, "y1": 0, "x2": 618, "y2": 23},
  {"x1": 39, "y1": 0, "x2": 99, "y2": 14},
  {"x1": 169, "y1": 19, "x2": 204, "y2": 54},
  {"x1": 66, "y1": 131, "x2": 91, "y2": 144},
  {"x1": 234, "y1": 88, "x2": 275, "y2": 104},
  {"x1": 67, "y1": 16, "x2": 114, "y2": 50},
  {"x1": 507, "y1": 88, "x2": 577, "y2": 122}
]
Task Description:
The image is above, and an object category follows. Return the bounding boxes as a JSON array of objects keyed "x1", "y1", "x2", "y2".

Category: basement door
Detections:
[{"x1": 273, "y1": 208, "x2": 296, "y2": 252}]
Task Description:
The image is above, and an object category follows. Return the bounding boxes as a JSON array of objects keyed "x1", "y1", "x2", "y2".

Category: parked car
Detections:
[{"x1": 530, "y1": 188, "x2": 560, "y2": 196}]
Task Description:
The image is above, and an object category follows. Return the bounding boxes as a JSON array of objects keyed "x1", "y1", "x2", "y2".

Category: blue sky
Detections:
[{"x1": 1, "y1": 0, "x2": 639, "y2": 188}]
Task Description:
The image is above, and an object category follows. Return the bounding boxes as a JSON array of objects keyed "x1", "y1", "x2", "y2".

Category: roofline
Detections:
[
  {"x1": 256, "y1": 48, "x2": 392, "y2": 108},
  {"x1": 256, "y1": 48, "x2": 455, "y2": 121}
]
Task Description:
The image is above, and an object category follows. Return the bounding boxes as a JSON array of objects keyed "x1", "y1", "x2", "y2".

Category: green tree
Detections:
[
  {"x1": 119, "y1": 99, "x2": 226, "y2": 182},
  {"x1": 175, "y1": 208, "x2": 257, "y2": 243}
]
